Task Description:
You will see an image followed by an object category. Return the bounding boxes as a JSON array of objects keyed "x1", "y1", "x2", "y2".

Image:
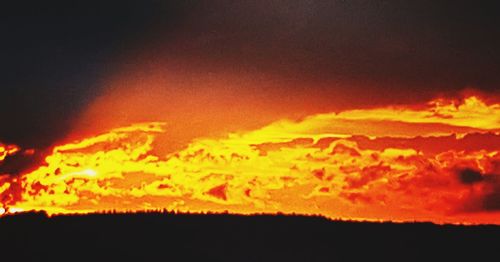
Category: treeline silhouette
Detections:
[{"x1": 1, "y1": 211, "x2": 498, "y2": 261}]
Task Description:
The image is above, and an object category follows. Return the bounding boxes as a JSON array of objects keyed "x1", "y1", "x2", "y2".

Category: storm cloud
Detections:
[{"x1": 2, "y1": 0, "x2": 500, "y2": 151}]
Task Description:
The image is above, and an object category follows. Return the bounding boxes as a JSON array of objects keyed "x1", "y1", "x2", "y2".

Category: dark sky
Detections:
[{"x1": 1, "y1": 0, "x2": 500, "y2": 149}]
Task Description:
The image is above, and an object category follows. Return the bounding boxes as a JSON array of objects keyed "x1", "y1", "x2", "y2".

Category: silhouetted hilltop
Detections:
[{"x1": 1, "y1": 211, "x2": 498, "y2": 261}]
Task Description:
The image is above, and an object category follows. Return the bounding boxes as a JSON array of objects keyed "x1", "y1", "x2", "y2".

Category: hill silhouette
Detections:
[{"x1": 1, "y1": 211, "x2": 498, "y2": 261}]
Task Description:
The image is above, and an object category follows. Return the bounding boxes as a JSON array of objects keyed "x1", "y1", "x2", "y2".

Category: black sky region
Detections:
[{"x1": 1, "y1": 0, "x2": 500, "y2": 149}]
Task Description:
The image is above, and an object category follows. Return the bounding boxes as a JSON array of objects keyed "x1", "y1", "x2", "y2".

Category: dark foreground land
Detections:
[{"x1": 1, "y1": 211, "x2": 499, "y2": 261}]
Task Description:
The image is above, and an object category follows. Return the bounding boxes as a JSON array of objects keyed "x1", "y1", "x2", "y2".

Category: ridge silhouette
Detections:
[{"x1": 1, "y1": 211, "x2": 498, "y2": 261}]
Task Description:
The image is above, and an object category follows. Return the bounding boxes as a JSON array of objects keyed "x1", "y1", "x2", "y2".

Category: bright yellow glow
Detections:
[
  {"x1": 0, "y1": 143, "x2": 20, "y2": 162},
  {"x1": 1, "y1": 96, "x2": 499, "y2": 224}
]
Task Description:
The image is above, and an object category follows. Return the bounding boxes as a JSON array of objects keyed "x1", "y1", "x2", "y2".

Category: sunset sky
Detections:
[
  {"x1": 1, "y1": 1, "x2": 499, "y2": 223},
  {"x1": 2, "y1": 0, "x2": 500, "y2": 149}
]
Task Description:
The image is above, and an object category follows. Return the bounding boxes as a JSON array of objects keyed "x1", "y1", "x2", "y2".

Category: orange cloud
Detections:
[{"x1": 1, "y1": 96, "x2": 499, "y2": 224}]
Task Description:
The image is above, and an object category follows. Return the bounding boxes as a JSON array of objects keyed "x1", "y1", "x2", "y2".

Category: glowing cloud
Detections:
[{"x1": 1, "y1": 96, "x2": 499, "y2": 224}]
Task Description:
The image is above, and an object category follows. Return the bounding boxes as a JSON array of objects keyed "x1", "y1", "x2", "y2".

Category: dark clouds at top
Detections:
[
  {"x1": 1, "y1": 0, "x2": 500, "y2": 148},
  {"x1": 171, "y1": 1, "x2": 500, "y2": 89},
  {"x1": 0, "y1": 1, "x2": 190, "y2": 148}
]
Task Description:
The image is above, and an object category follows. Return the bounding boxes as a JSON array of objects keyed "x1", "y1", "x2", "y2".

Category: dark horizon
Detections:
[{"x1": 1, "y1": 210, "x2": 499, "y2": 261}]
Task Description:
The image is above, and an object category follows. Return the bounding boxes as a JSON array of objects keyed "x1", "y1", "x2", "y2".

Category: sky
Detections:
[
  {"x1": 1, "y1": 1, "x2": 500, "y2": 223},
  {"x1": 1, "y1": 0, "x2": 500, "y2": 149}
]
